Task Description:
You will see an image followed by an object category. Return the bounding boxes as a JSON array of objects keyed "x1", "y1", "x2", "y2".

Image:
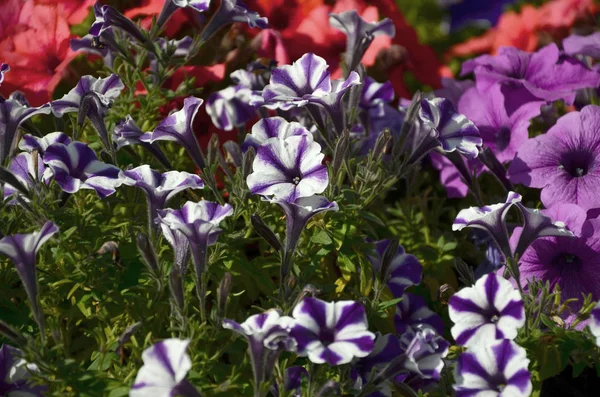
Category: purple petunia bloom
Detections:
[
  {"x1": 589, "y1": 301, "x2": 600, "y2": 346},
  {"x1": 289, "y1": 297, "x2": 375, "y2": 365},
  {"x1": 19, "y1": 132, "x2": 71, "y2": 154},
  {"x1": 563, "y1": 32, "x2": 600, "y2": 59},
  {"x1": 351, "y1": 333, "x2": 402, "y2": 395},
  {"x1": 157, "y1": 0, "x2": 211, "y2": 28},
  {"x1": 141, "y1": 97, "x2": 207, "y2": 169},
  {"x1": 205, "y1": 85, "x2": 258, "y2": 131},
  {"x1": 51, "y1": 74, "x2": 124, "y2": 117},
  {"x1": 200, "y1": 0, "x2": 268, "y2": 42},
  {"x1": 0, "y1": 344, "x2": 47, "y2": 397},
  {"x1": 42, "y1": 141, "x2": 122, "y2": 198},
  {"x1": 0, "y1": 63, "x2": 9, "y2": 86},
  {"x1": 0, "y1": 92, "x2": 51, "y2": 166},
  {"x1": 454, "y1": 339, "x2": 532, "y2": 397},
  {"x1": 449, "y1": 273, "x2": 525, "y2": 348},
  {"x1": 419, "y1": 97, "x2": 482, "y2": 158},
  {"x1": 329, "y1": 10, "x2": 395, "y2": 73},
  {"x1": 457, "y1": 84, "x2": 542, "y2": 163},
  {"x1": 3, "y1": 152, "x2": 50, "y2": 203},
  {"x1": 89, "y1": 3, "x2": 148, "y2": 45},
  {"x1": 242, "y1": 117, "x2": 310, "y2": 152},
  {"x1": 367, "y1": 239, "x2": 423, "y2": 298},
  {"x1": 223, "y1": 310, "x2": 296, "y2": 390},
  {"x1": 461, "y1": 44, "x2": 600, "y2": 105},
  {"x1": 398, "y1": 326, "x2": 449, "y2": 381},
  {"x1": 394, "y1": 293, "x2": 444, "y2": 336},
  {"x1": 508, "y1": 105, "x2": 600, "y2": 210},
  {"x1": 0, "y1": 222, "x2": 58, "y2": 335},
  {"x1": 130, "y1": 339, "x2": 200, "y2": 397},
  {"x1": 246, "y1": 134, "x2": 328, "y2": 202}
]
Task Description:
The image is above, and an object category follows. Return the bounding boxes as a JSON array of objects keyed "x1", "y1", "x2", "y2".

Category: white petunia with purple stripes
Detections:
[{"x1": 588, "y1": 301, "x2": 600, "y2": 347}]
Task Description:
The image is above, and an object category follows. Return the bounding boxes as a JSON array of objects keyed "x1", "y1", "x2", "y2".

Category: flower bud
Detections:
[{"x1": 251, "y1": 214, "x2": 282, "y2": 251}]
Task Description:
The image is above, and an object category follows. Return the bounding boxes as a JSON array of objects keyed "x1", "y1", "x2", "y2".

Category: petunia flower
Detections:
[
  {"x1": 230, "y1": 60, "x2": 275, "y2": 91},
  {"x1": 329, "y1": 10, "x2": 395, "y2": 73},
  {"x1": 223, "y1": 310, "x2": 296, "y2": 391},
  {"x1": 289, "y1": 297, "x2": 375, "y2": 366},
  {"x1": 0, "y1": 222, "x2": 58, "y2": 335},
  {"x1": 366, "y1": 239, "x2": 422, "y2": 298},
  {"x1": 42, "y1": 141, "x2": 122, "y2": 198},
  {"x1": 242, "y1": 117, "x2": 310, "y2": 152},
  {"x1": 394, "y1": 293, "x2": 444, "y2": 336},
  {"x1": 508, "y1": 105, "x2": 600, "y2": 210},
  {"x1": 3, "y1": 152, "x2": 50, "y2": 203},
  {"x1": 449, "y1": 273, "x2": 525, "y2": 348},
  {"x1": 0, "y1": 93, "x2": 51, "y2": 166},
  {"x1": 351, "y1": 333, "x2": 403, "y2": 394},
  {"x1": 70, "y1": 34, "x2": 117, "y2": 69},
  {"x1": 418, "y1": 97, "x2": 482, "y2": 158},
  {"x1": 120, "y1": 165, "x2": 204, "y2": 233},
  {"x1": 461, "y1": 44, "x2": 600, "y2": 105},
  {"x1": 0, "y1": 63, "x2": 9, "y2": 87},
  {"x1": 205, "y1": 85, "x2": 258, "y2": 131},
  {"x1": 140, "y1": 96, "x2": 207, "y2": 169},
  {"x1": 454, "y1": 339, "x2": 532, "y2": 397},
  {"x1": 246, "y1": 134, "x2": 328, "y2": 202},
  {"x1": 51, "y1": 74, "x2": 124, "y2": 117},
  {"x1": 563, "y1": 32, "x2": 600, "y2": 59},
  {"x1": 0, "y1": 344, "x2": 47, "y2": 397},
  {"x1": 19, "y1": 132, "x2": 71, "y2": 154},
  {"x1": 113, "y1": 115, "x2": 171, "y2": 169},
  {"x1": 397, "y1": 326, "x2": 449, "y2": 381},
  {"x1": 130, "y1": 339, "x2": 201, "y2": 397},
  {"x1": 89, "y1": 3, "x2": 148, "y2": 46},
  {"x1": 457, "y1": 84, "x2": 542, "y2": 163},
  {"x1": 200, "y1": 0, "x2": 268, "y2": 42},
  {"x1": 588, "y1": 301, "x2": 600, "y2": 347},
  {"x1": 453, "y1": 191, "x2": 522, "y2": 259},
  {"x1": 156, "y1": 0, "x2": 211, "y2": 28}
]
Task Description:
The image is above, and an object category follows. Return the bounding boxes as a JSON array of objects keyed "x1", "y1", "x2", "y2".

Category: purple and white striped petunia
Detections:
[
  {"x1": 0, "y1": 63, "x2": 9, "y2": 86},
  {"x1": 289, "y1": 297, "x2": 375, "y2": 366},
  {"x1": 394, "y1": 293, "x2": 445, "y2": 336},
  {"x1": 0, "y1": 344, "x2": 47, "y2": 397},
  {"x1": 51, "y1": 74, "x2": 124, "y2": 117},
  {"x1": 200, "y1": 0, "x2": 268, "y2": 42},
  {"x1": 120, "y1": 165, "x2": 204, "y2": 231},
  {"x1": 19, "y1": 132, "x2": 72, "y2": 154},
  {"x1": 70, "y1": 34, "x2": 117, "y2": 69},
  {"x1": 223, "y1": 310, "x2": 296, "y2": 388},
  {"x1": 588, "y1": 301, "x2": 600, "y2": 347},
  {"x1": 329, "y1": 10, "x2": 395, "y2": 73},
  {"x1": 3, "y1": 152, "x2": 50, "y2": 203},
  {"x1": 130, "y1": 339, "x2": 200, "y2": 397},
  {"x1": 397, "y1": 326, "x2": 449, "y2": 381},
  {"x1": 242, "y1": 117, "x2": 310, "y2": 152},
  {"x1": 42, "y1": 141, "x2": 122, "y2": 198},
  {"x1": 246, "y1": 134, "x2": 328, "y2": 202},
  {"x1": 0, "y1": 92, "x2": 51, "y2": 166},
  {"x1": 140, "y1": 97, "x2": 207, "y2": 169},
  {"x1": 454, "y1": 339, "x2": 532, "y2": 397},
  {"x1": 0, "y1": 222, "x2": 58, "y2": 333},
  {"x1": 157, "y1": 0, "x2": 211, "y2": 28},
  {"x1": 89, "y1": 3, "x2": 148, "y2": 45},
  {"x1": 205, "y1": 85, "x2": 259, "y2": 131},
  {"x1": 449, "y1": 273, "x2": 525, "y2": 348},
  {"x1": 419, "y1": 97, "x2": 482, "y2": 158},
  {"x1": 453, "y1": 191, "x2": 522, "y2": 260},
  {"x1": 367, "y1": 239, "x2": 423, "y2": 298}
]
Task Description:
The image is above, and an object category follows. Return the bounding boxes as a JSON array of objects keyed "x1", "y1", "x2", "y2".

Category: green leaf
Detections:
[
  {"x1": 311, "y1": 230, "x2": 333, "y2": 245},
  {"x1": 378, "y1": 297, "x2": 403, "y2": 310}
]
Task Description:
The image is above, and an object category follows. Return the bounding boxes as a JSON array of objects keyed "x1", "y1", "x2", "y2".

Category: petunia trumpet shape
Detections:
[
  {"x1": 42, "y1": 141, "x2": 122, "y2": 198},
  {"x1": 247, "y1": 134, "x2": 328, "y2": 202},
  {"x1": 453, "y1": 191, "x2": 522, "y2": 259},
  {"x1": 367, "y1": 239, "x2": 423, "y2": 298},
  {"x1": 113, "y1": 115, "x2": 172, "y2": 169},
  {"x1": 0, "y1": 93, "x2": 51, "y2": 166},
  {"x1": 0, "y1": 222, "x2": 58, "y2": 335},
  {"x1": 419, "y1": 97, "x2": 482, "y2": 158},
  {"x1": 223, "y1": 310, "x2": 296, "y2": 392},
  {"x1": 50, "y1": 74, "x2": 124, "y2": 117},
  {"x1": 3, "y1": 152, "x2": 50, "y2": 203},
  {"x1": 200, "y1": 0, "x2": 268, "y2": 42},
  {"x1": 242, "y1": 117, "x2": 310, "y2": 152},
  {"x1": 89, "y1": 3, "x2": 148, "y2": 45},
  {"x1": 19, "y1": 132, "x2": 71, "y2": 154},
  {"x1": 0, "y1": 344, "x2": 47, "y2": 397},
  {"x1": 589, "y1": 301, "x2": 600, "y2": 347},
  {"x1": 130, "y1": 339, "x2": 200, "y2": 397},
  {"x1": 449, "y1": 273, "x2": 525, "y2": 348},
  {"x1": 141, "y1": 97, "x2": 207, "y2": 169},
  {"x1": 120, "y1": 165, "x2": 204, "y2": 233},
  {"x1": 289, "y1": 297, "x2": 375, "y2": 366},
  {"x1": 70, "y1": 34, "x2": 117, "y2": 69},
  {"x1": 454, "y1": 339, "x2": 532, "y2": 397},
  {"x1": 156, "y1": 0, "x2": 211, "y2": 28},
  {"x1": 329, "y1": 10, "x2": 395, "y2": 73}
]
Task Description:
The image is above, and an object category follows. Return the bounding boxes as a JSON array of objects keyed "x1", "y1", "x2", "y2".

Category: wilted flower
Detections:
[
  {"x1": 43, "y1": 141, "x2": 122, "y2": 198},
  {"x1": 394, "y1": 293, "x2": 444, "y2": 336},
  {"x1": 242, "y1": 117, "x2": 310, "y2": 151},
  {"x1": 419, "y1": 97, "x2": 482, "y2": 158},
  {"x1": 449, "y1": 273, "x2": 525, "y2": 348},
  {"x1": 454, "y1": 339, "x2": 532, "y2": 397},
  {"x1": 367, "y1": 239, "x2": 423, "y2": 298},
  {"x1": 19, "y1": 132, "x2": 71, "y2": 154},
  {"x1": 329, "y1": 10, "x2": 395, "y2": 73},
  {"x1": 588, "y1": 301, "x2": 600, "y2": 347},
  {"x1": 3, "y1": 152, "x2": 50, "y2": 203},
  {"x1": 130, "y1": 339, "x2": 200, "y2": 397},
  {"x1": 0, "y1": 344, "x2": 46, "y2": 396},
  {"x1": 508, "y1": 105, "x2": 600, "y2": 210},
  {"x1": 289, "y1": 297, "x2": 375, "y2": 365},
  {"x1": 247, "y1": 134, "x2": 328, "y2": 202},
  {"x1": 0, "y1": 222, "x2": 58, "y2": 334},
  {"x1": 398, "y1": 326, "x2": 449, "y2": 380},
  {"x1": 200, "y1": 0, "x2": 268, "y2": 42},
  {"x1": 0, "y1": 92, "x2": 51, "y2": 166}
]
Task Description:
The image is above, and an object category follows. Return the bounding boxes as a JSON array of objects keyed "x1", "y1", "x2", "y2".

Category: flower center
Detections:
[
  {"x1": 495, "y1": 126, "x2": 511, "y2": 151},
  {"x1": 490, "y1": 315, "x2": 500, "y2": 323},
  {"x1": 559, "y1": 151, "x2": 593, "y2": 178},
  {"x1": 320, "y1": 329, "x2": 336, "y2": 346},
  {"x1": 551, "y1": 252, "x2": 582, "y2": 270},
  {"x1": 292, "y1": 176, "x2": 301, "y2": 185}
]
